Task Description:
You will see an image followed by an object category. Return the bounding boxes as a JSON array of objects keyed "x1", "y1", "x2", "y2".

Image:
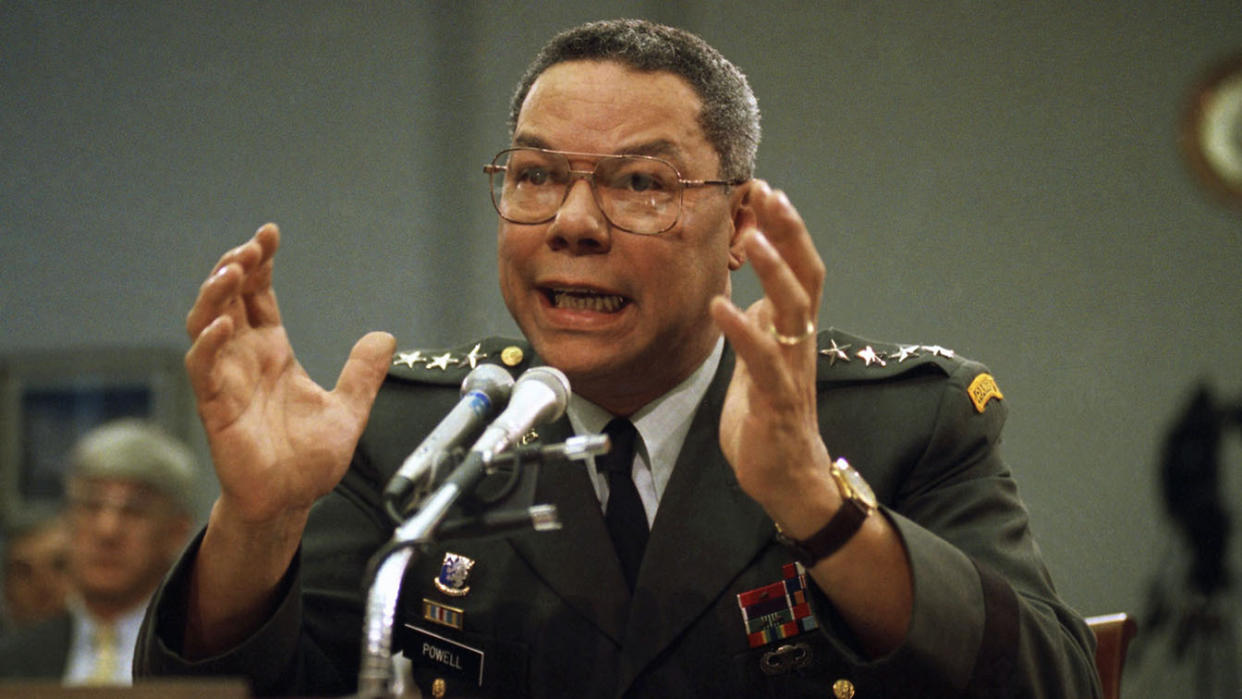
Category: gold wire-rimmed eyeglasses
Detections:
[{"x1": 484, "y1": 147, "x2": 745, "y2": 235}]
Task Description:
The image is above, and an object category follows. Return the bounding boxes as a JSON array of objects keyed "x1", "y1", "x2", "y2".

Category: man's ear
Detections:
[{"x1": 727, "y1": 181, "x2": 755, "y2": 271}]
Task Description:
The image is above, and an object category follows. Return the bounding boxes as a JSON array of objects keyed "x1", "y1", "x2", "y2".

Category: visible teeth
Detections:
[{"x1": 550, "y1": 289, "x2": 626, "y2": 312}]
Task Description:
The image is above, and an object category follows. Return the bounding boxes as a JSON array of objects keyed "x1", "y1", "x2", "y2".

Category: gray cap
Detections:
[{"x1": 66, "y1": 418, "x2": 197, "y2": 516}]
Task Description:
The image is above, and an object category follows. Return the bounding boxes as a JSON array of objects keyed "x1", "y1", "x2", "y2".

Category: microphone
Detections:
[
  {"x1": 466, "y1": 366, "x2": 571, "y2": 462},
  {"x1": 394, "y1": 366, "x2": 571, "y2": 543},
  {"x1": 383, "y1": 364, "x2": 515, "y2": 516}
]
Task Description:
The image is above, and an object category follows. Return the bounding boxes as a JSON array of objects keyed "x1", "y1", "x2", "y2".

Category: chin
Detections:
[{"x1": 534, "y1": 341, "x2": 608, "y2": 378}]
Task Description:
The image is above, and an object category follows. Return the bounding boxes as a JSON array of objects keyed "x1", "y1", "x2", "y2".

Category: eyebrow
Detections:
[{"x1": 512, "y1": 133, "x2": 688, "y2": 165}]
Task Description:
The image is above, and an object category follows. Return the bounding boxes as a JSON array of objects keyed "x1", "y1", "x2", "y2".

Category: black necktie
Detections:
[{"x1": 596, "y1": 418, "x2": 648, "y2": 591}]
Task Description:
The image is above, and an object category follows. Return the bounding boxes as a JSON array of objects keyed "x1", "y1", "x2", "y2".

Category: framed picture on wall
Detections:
[{"x1": 0, "y1": 347, "x2": 196, "y2": 525}]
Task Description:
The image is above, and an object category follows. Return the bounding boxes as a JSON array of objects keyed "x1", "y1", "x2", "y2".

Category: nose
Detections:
[
  {"x1": 92, "y1": 506, "x2": 126, "y2": 538},
  {"x1": 544, "y1": 177, "x2": 611, "y2": 254}
]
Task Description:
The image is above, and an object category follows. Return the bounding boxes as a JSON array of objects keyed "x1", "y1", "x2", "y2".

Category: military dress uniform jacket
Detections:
[{"x1": 136, "y1": 330, "x2": 1101, "y2": 698}]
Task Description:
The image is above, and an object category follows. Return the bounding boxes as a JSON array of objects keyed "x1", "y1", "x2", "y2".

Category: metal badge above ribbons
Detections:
[{"x1": 434, "y1": 552, "x2": 476, "y2": 597}]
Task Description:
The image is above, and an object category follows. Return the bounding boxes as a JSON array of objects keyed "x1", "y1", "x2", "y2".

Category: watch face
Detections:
[
  {"x1": 834, "y1": 458, "x2": 877, "y2": 509},
  {"x1": 1183, "y1": 52, "x2": 1242, "y2": 207}
]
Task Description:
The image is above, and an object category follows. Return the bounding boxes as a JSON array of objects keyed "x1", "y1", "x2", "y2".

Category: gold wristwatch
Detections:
[{"x1": 774, "y1": 457, "x2": 877, "y2": 566}]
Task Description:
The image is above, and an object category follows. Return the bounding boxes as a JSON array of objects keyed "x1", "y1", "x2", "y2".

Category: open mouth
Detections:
[{"x1": 543, "y1": 287, "x2": 630, "y2": 313}]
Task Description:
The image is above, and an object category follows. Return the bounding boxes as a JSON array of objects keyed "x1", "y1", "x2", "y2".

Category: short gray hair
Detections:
[
  {"x1": 66, "y1": 419, "x2": 197, "y2": 516},
  {"x1": 509, "y1": 19, "x2": 761, "y2": 181}
]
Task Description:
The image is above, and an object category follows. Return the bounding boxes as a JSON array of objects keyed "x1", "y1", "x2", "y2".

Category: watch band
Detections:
[
  {"x1": 775, "y1": 499, "x2": 870, "y2": 567},
  {"x1": 774, "y1": 457, "x2": 876, "y2": 567}
]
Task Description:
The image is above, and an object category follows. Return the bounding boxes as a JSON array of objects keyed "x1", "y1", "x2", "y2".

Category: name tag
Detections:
[{"x1": 403, "y1": 624, "x2": 485, "y2": 687}]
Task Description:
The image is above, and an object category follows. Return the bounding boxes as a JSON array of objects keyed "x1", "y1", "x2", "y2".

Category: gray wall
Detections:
[{"x1": 4, "y1": 0, "x2": 1241, "y2": 661}]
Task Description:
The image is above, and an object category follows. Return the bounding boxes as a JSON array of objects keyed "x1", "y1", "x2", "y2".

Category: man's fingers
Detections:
[
  {"x1": 742, "y1": 230, "x2": 814, "y2": 338},
  {"x1": 746, "y1": 182, "x2": 825, "y2": 308},
  {"x1": 710, "y1": 297, "x2": 792, "y2": 393},
  {"x1": 242, "y1": 256, "x2": 282, "y2": 329},
  {"x1": 187, "y1": 264, "x2": 245, "y2": 341},
  {"x1": 333, "y1": 331, "x2": 398, "y2": 421},
  {"x1": 188, "y1": 224, "x2": 285, "y2": 341},
  {"x1": 238, "y1": 224, "x2": 283, "y2": 327},
  {"x1": 184, "y1": 315, "x2": 234, "y2": 403}
]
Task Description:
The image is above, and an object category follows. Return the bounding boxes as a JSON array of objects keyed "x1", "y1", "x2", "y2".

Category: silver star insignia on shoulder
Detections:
[
  {"x1": 891, "y1": 345, "x2": 921, "y2": 363},
  {"x1": 461, "y1": 343, "x2": 488, "y2": 369},
  {"x1": 426, "y1": 352, "x2": 456, "y2": 370},
  {"x1": 393, "y1": 350, "x2": 426, "y2": 368},
  {"x1": 921, "y1": 345, "x2": 956, "y2": 358},
  {"x1": 820, "y1": 339, "x2": 852, "y2": 365},
  {"x1": 856, "y1": 345, "x2": 887, "y2": 367}
]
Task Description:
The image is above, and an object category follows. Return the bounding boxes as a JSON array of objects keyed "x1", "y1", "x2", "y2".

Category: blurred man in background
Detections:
[
  {"x1": 0, "y1": 419, "x2": 196, "y2": 685},
  {"x1": 1, "y1": 507, "x2": 71, "y2": 632}
]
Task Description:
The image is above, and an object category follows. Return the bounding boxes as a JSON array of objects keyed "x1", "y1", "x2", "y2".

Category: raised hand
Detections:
[
  {"x1": 710, "y1": 183, "x2": 912, "y2": 654},
  {"x1": 181, "y1": 223, "x2": 394, "y2": 655},
  {"x1": 709, "y1": 181, "x2": 834, "y2": 518},
  {"x1": 185, "y1": 223, "x2": 395, "y2": 523}
]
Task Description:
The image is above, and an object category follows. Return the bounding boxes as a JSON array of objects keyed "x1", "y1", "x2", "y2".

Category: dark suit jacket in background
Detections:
[
  {"x1": 0, "y1": 612, "x2": 70, "y2": 681},
  {"x1": 136, "y1": 330, "x2": 1101, "y2": 697}
]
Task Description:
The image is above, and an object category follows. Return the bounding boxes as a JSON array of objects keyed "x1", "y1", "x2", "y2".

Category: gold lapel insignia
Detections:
[{"x1": 500, "y1": 345, "x2": 524, "y2": 367}]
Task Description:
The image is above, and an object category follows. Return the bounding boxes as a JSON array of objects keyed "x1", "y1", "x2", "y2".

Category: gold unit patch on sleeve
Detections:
[{"x1": 967, "y1": 373, "x2": 1004, "y2": 413}]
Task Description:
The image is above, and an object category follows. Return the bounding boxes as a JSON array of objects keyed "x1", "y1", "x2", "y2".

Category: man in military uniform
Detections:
[{"x1": 136, "y1": 19, "x2": 1100, "y2": 697}]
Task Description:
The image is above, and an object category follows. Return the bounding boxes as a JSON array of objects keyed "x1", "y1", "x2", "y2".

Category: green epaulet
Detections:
[
  {"x1": 814, "y1": 327, "x2": 965, "y2": 383},
  {"x1": 388, "y1": 336, "x2": 533, "y2": 385},
  {"x1": 816, "y1": 327, "x2": 1005, "y2": 414}
]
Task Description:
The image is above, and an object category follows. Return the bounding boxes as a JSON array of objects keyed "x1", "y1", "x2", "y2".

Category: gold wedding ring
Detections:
[{"x1": 768, "y1": 319, "x2": 816, "y2": 346}]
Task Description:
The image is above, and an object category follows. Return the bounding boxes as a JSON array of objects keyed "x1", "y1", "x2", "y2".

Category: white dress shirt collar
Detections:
[{"x1": 567, "y1": 337, "x2": 725, "y2": 526}]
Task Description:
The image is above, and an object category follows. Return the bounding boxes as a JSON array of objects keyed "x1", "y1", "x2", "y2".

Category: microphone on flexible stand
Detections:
[
  {"x1": 359, "y1": 366, "x2": 571, "y2": 698},
  {"x1": 394, "y1": 365, "x2": 571, "y2": 544},
  {"x1": 382, "y1": 364, "x2": 514, "y2": 522}
]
